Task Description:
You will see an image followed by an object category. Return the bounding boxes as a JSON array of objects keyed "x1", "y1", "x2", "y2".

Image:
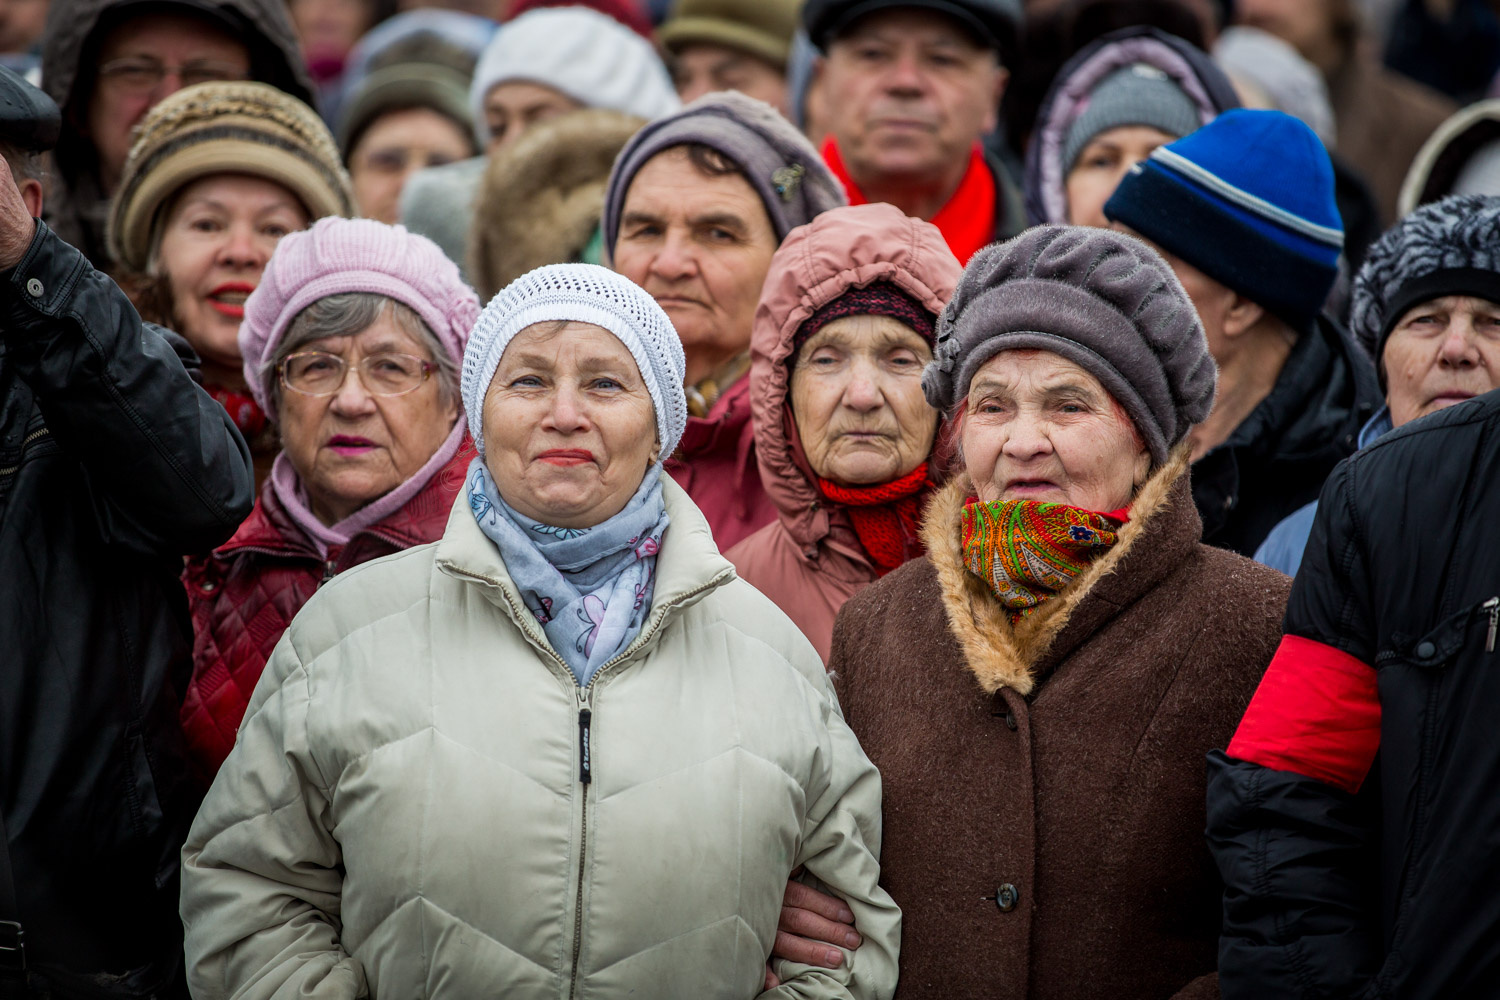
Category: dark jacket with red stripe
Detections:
[
  {"x1": 180, "y1": 443, "x2": 470, "y2": 778},
  {"x1": 1206, "y1": 388, "x2": 1500, "y2": 1000}
]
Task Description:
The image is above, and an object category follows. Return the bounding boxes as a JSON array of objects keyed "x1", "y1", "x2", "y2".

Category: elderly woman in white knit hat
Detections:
[
  {"x1": 180, "y1": 263, "x2": 900, "y2": 999},
  {"x1": 107, "y1": 80, "x2": 357, "y2": 485}
]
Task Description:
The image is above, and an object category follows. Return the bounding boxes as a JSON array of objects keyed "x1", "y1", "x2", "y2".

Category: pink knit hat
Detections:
[{"x1": 239, "y1": 217, "x2": 481, "y2": 414}]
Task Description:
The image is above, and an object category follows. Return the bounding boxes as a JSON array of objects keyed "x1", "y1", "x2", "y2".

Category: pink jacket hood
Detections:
[{"x1": 749, "y1": 203, "x2": 963, "y2": 553}]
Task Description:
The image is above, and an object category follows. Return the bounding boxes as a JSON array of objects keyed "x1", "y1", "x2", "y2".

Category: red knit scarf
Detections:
[
  {"x1": 820, "y1": 136, "x2": 996, "y2": 264},
  {"x1": 816, "y1": 462, "x2": 932, "y2": 576},
  {"x1": 205, "y1": 383, "x2": 269, "y2": 439},
  {"x1": 961, "y1": 499, "x2": 1128, "y2": 623}
]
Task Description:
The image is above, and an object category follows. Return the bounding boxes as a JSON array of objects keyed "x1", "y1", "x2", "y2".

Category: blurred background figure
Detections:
[
  {"x1": 727, "y1": 203, "x2": 960, "y2": 662},
  {"x1": 657, "y1": 0, "x2": 798, "y2": 114},
  {"x1": 1022, "y1": 24, "x2": 1237, "y2": 228},
  {"x1": 1399, "y1": 99, "x2": 1500, "y2": 215},
  {"x1": 803, "y1": 0, "x2": 1024, "y2": 260},
  {"x1": 106, "y1": 81, "x2": 356, "y2": 485},
  {"x1": 0, "y1": 62, "x2": 253, "y2": 999},
  {"x1": 400, "y1": 3, "x2": 677, "y2": 275},
  {"x1": 182, "y1": 217, "x2": 477, "y2": 781},
  {"x1": 39, "y1": 0, "x2": 313, "y2": 268},
  {"x1": 288, "y1": 0, "x2": 396, "y2": 112},
  {"x1": 337, "y1": 9, "x2": 488, "y2": 222},
  {"x1": 0, "y1": 0, "x2": 46, "y2": 78},
  {"x1": 469, "y1": 108, "x2": 644, "y2": 300},
  {"x1": 1235, "y1": 0, "x2": 1455, "y2": 224},
  {"x1": 602, "y1": 91, "x2": 846, "y2": 548}
]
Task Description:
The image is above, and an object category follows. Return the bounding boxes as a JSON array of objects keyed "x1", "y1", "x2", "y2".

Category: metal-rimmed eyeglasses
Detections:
[
  {"x1": 277, "y1": 352, "x2": 439, "y2": 398},
  {"x1": 98, "y1": 57, "x2": 250, "y2": 94}
]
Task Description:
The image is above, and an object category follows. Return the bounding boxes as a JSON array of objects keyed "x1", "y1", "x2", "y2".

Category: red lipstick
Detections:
[
  {"x1": 538, "y1": 448, "x2": 595, "y2": 466},
  {"x1": 207, "y1": 281, "x2": 256, "y2": 319}
]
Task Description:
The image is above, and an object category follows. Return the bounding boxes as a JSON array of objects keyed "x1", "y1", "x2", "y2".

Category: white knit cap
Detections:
[
  {"x1": 468, "y1": 7, "x2": 680, "y2": 146},
  {"x1": 462, "y1": 264, "x2": 688, "y2": 458}
]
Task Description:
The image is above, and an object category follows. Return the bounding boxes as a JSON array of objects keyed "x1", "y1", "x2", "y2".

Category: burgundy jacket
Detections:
[{"x1": 180, "y1": 445, "x2": 470, "y2": 777}]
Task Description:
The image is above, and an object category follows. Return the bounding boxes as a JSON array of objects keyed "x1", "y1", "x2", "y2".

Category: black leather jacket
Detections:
[
  {"x1": 1208, "y1": 388, "x2": 1500, "y2": 1000},
  {"x1": 0, "y1": 222, "x2": 252, "y2": 995}
]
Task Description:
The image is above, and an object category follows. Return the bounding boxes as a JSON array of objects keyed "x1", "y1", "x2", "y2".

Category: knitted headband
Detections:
[
  {"x1": 240, "y1": 217, "x2": 480, "y2": 417},
  {"x1": 461, "y1": 264, "x2": 688, "y2": 458},
  {"x1": 792, "y1": 283, "x2": 936, "y2": 357},
  {"x1": 107, "y1": 81, "x2": 356, "y2": 275}
]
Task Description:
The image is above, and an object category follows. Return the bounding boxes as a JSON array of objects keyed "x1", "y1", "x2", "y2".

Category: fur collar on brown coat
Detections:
[
  {"x1": 922, "y1": 443, "x2": 1190, "y2": 698},
  {"x1": 468, "y1": 108, "x2": 645, "y2": 300}
]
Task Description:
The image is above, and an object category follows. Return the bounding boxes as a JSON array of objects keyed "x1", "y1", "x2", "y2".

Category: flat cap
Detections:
[
  {"x1": 0, "y1": 64, "x2": 60, "y2": 152},
  {"x1": 802, "y1": 0, "x2": 1022, "y2": 54}
]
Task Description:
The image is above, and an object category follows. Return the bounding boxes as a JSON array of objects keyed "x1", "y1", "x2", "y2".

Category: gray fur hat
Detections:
[
  {"x1": 922, "y1": 225, "x2": 1216, "y2": 465},
  {"x1": 601, "y1": 90, "x2": 846, "y2": 256},
  {"x1": 1350, "y1": 194, "x2": 1500, "y2": 381}
]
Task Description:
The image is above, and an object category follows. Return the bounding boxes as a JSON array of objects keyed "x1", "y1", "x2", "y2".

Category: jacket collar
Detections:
[
  {"x1": 434, "y1": 471, "x2": 737, "y2": 661},
  {"x1": 922, "y1": 444, "x2": 1198, "y2": 697}
]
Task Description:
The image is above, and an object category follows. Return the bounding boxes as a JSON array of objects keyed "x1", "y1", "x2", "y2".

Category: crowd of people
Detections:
[{"x1": 1, "y1": 0, "x2": 1498, "y2": 997}]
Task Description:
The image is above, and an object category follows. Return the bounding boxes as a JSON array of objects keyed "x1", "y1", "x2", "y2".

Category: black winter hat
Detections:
[
  {"x1": 0, "y1": 64, "x2": 60, "y2": 152},
  {"x1": 802, "y1": 0, "x2": 1021, "y2": 57}
]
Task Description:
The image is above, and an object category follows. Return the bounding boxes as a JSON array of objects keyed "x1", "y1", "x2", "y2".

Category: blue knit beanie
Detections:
[{"x1": 1104, "y1": 108, "x2": 1343, "y2": 331}]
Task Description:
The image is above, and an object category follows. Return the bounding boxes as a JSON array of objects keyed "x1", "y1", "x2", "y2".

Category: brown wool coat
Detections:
[{"x1": 828, "y1": 449, "x2": 1291, "y2": 1000}]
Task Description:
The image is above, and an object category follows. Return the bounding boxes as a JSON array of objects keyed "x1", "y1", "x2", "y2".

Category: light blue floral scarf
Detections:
[{"x1": 466, "y1": 457, "x2": 669, "y2": 686}]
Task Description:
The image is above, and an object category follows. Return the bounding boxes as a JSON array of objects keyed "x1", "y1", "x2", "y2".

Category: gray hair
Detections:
[{"x1": 267, "y1": 292, "x2": 460, "y2": 416}]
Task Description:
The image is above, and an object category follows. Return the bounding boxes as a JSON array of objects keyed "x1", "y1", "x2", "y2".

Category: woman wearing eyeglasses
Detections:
[
  {"x1": 179, "y1": 217, "x2": 478, "y2": 781},
  {"x1": 106, "y1": 80, "x2": 357, "y2": 486}
]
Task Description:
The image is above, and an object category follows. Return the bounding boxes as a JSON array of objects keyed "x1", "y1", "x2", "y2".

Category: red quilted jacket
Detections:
[{"x1": 181, "y1": 443, "x2": 472, "y2": 778}]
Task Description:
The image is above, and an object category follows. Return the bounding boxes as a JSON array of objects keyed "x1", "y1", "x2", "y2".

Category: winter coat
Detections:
[
  {"x1": 1207, "y1": 388, "x2": 1500, "y2": 1000},
  {"x1": 665, "y1": 373, "x2": 776, "y2": 550},
  {"x1": 468, "y1": 108, "x2": 645, "y2": 301},
  {"x1": 39, "y1": 0, "x2": 315, "y2": 268},
  {"x1": 0, "y1": 223, "x2": 253, "y2": 993},
  {"x1": 829, "y1": 447, "x2": 1290, "y2": 1000},
  {"x1": 1023, "y1": 26, "x2": 1240, "y2": 226},
  {"x1": 180, "y1": 441, "x2": 471, "y2": 778},
  {"x1": 1329, "y1": 42, "x2": 1457, "y2": 226},
  {"x1": 1397, "y1": 97, "x2": 1500, "y2": 216},
  {"x1": 726, "y1": 204, "x2": 961, "y2": 662},
  {"x1": 180, "y1": 473, "x2": 901, "y2": 999},
  {"x1": 1192, "y1": 314, "x2": 1381, "y2": 557}
]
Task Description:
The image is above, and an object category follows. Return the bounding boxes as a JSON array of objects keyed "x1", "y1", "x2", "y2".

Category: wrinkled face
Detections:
[
  {"x1": 482, "y1": 80, "x2": 583, "y2": 154},
  {"x1": 156, "y1": 174, "x2": 309, "y2": 374},
  {"x1": 482, "y1": 322, "x2": 659, "y2": 528},
  {"x1": 278, "y1": 309, "x2": 459, "y2": 525},
  {"x1": 0, "y1": 0, "x2": 48, "y2": 55},
  {"x1": 289, "y1": 0, "x2": 376, "y2": 61},
  {"x1": 613, "y1": 146, "x2": 779, "y2": 385},
  {"x1": 348, "y1": 107, "x2": 475, "y2": 224},
  {"x1": 961, "y1": 350, "x2": 1150, "y2": 512},
  {"x1": 671, "y1": 42, "x2": 789, "y2": 113},
  {"x1": 791, "y1": 314, "x2": 937, "y2": 485},
  {"x1": 1383, "y1": 295, "x2": 1500, "y2": 427},
  {"x1": 1065, "y1": 125, "x2": 1177, "y2": 229},
  {"x1": 819, "y1": 8, "x2": 1004, "y2": 188},
  {"x1": 86, "y1": 13, "x2": 251, "y2": 192}
]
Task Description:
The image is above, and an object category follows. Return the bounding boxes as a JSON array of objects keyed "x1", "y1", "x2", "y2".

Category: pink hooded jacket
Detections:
[{"x1": 726, "y1": 204, "x2": 962, "y2": 662}]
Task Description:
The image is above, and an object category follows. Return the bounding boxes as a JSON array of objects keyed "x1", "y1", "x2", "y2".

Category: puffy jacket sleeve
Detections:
[
  {"x1": 0, "y1": 222, "x2": 253, "y2": 553},
  {"x1": 180, "y1": 630, "x2": 367, "y2": 1000},
  {"x1": 1207, "y1": 461, "x2": 1383, "y2": 1000},
  {"x1": 766, "y1": 643, "x2": 901, "y2": 1000}
]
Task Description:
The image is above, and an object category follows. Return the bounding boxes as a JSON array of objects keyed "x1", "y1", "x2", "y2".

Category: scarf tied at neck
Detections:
[
  {"x1": 816, "y1": 462, "x2": 932, "y2": 575},
  {"x1": 961, "y1": 499, "x2": 1126, "y2": 623},
  {"x1": 467, "y1": 458, "x2": 669, "y2": 686}
]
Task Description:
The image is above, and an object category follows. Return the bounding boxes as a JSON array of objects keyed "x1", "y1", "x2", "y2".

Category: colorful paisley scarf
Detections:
[
  {"x1": 466, "y1": 458, "x2": 669, "y2": 686},
  {"x1": 816, "y1": 462, "x2": 932, "y2": 576},
  {"x1": 961, "y1": 499, "x2": 1126, "y2": 623}
]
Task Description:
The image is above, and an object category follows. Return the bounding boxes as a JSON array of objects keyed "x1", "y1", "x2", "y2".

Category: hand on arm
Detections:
[{"x1": 764, "y1": 878, "x2": 863, "y2": 989}]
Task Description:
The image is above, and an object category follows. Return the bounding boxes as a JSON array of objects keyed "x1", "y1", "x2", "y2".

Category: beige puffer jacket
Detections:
[{"x1": 180, "y1": 475, "x2": 899, "y2": 999}]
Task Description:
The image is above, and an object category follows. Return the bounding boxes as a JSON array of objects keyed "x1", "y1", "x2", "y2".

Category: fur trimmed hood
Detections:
[
  {"x1": 922, "y1": 444, "x2": 1196, "y2": 696},
  {"x1": 468, "y1": 108, "x2": 645, "y2": 300}
]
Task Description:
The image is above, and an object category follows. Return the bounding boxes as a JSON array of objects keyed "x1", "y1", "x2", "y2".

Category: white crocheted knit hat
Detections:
[{"x1": 461, "y1": 263, "x2": 688, "y2": 457}]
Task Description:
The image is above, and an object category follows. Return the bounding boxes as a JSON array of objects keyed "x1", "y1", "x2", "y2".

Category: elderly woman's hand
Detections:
[{"x1": 764, "y1": 876, "x2": 863, "y2": 986}]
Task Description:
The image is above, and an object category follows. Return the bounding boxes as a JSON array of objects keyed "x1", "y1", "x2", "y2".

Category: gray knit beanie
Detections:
[
  {"x1": 602, "y1": 90, "x2": 847, "y2": 256},
  {"x1": 1349, "y1": 194, "x2": 1500, "y2": 383},
  {"x1": 1061, "y1": 63, "x2": 1202, "y2": 174},
  {"x1": 923, "y1": 225, "x2": 1216, "y2": 465}
]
